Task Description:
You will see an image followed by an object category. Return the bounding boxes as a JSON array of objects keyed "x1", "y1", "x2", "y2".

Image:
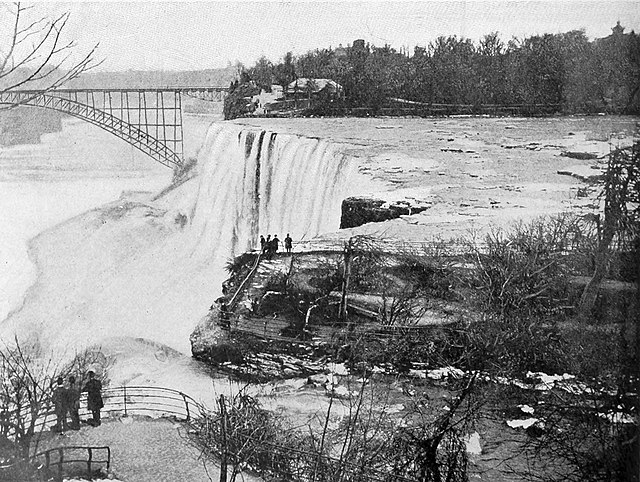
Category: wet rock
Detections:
[
  {"x1": 557, "y1": 165, "x2": 604, "y2": 182},
  {"x1": 340, "y1": 196, "x2": 429, "y2": 229},
  {"x1": 561, "y1": 151, "x2": 600, "y2": 160}
]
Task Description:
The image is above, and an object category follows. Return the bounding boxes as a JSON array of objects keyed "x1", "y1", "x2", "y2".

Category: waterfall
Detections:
[
  {"x1": 1, "y1": 122, "x2": 357, "y2": 355},
  {"x1": 188, "y1": 123, "x2": 354, "y2": 262}
]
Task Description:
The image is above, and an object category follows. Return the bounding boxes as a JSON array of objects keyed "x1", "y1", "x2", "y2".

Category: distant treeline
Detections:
[
  {"x1": 245, "y1": 25, "x2": 640, "y2": 115},
  {"x1": 65, "y1": 66, "x2": 238, "y2": 90}
]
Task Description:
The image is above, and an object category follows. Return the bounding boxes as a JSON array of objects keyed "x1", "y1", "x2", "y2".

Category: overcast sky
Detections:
[{"x1": 38, "y1": 1, "x2": 640, "y2": 72}]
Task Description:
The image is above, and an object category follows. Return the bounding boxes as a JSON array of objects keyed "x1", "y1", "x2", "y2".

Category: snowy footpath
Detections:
[{"x1": 36, "y1": 416, "x2": 260, "y2": 482}]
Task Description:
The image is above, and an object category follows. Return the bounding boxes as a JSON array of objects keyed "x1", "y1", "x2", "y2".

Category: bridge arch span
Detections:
[{"x1": 0, "y1": 87, "x2": 227, "y2": 169}]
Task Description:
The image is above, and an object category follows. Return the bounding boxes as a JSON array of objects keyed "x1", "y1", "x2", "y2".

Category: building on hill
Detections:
[
  {"x1": 334, "y1": 44, "x2": 348, "y2": 59},
  {"x1": 286, "y1": 78, "x2": 343, "y2": 99}
]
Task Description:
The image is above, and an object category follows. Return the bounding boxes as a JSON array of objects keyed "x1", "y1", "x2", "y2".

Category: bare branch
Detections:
[{"x1": 0, "y1": 3, "x2": 100, "y2": 109}]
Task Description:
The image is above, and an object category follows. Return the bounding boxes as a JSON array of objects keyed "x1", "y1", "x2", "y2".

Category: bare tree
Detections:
[
  {"x1": 0, "y1": 2, "x2": 100, "y2": 108},
  {"x1": 0, "y1": 337, "x2": 109, "y2": 460},
  {"x1": 578, "y1": 138, "x2": 640, "y2": 319}
]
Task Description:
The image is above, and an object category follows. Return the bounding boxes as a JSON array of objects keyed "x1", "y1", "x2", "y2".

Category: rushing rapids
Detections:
[{"x1": 1, "y1": 122, "x2": 358, "y2": 355}]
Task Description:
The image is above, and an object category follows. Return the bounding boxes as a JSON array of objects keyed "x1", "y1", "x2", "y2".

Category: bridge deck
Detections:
[{"x1": 13, "y1": 86, "x2": 228, "y2": 94}]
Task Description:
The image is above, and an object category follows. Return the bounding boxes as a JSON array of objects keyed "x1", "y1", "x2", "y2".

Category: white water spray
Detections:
[
  {"x1": 187, "y1": 123, "x2": 353, "y2": 261},
  {"x1": 2, "y1": 122, "x2": 357, "y2": 356}
]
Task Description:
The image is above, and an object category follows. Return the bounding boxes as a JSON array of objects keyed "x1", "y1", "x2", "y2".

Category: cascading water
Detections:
[
  {"x1": 2, "y1": 122, "x2": 358, "y2": 357},
  {"x1": 186, "y1": 122, "x2": 354, "y2": 262}
]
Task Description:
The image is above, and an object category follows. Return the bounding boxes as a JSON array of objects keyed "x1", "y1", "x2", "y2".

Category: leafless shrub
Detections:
[
  {"x1": 0, "y1": 337, "x2": 109, "y2": 462},
  {"x1": 516, "y1": 385, "x2": 637, "y2": 482},
  {"x1": 193, "y1": 373, "x2": 479, "y2": 482}
]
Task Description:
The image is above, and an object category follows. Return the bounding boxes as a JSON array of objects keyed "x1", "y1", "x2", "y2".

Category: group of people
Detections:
[
  {"x1": 259, "y1": 233, "x2": 293, "y2": 258},
  {"x1": 51, "y1": 370, "x2": 103, "y2": 432}
]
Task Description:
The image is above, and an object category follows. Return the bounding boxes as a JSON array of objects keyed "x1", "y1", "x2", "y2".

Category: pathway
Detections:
[{"x1": 34, "y1": 416, "x2": 260, "y2": 482}]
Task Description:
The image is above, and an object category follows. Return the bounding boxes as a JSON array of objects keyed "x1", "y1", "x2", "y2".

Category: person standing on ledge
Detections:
[
  {"x1": 83, "y1": 371, "x2": 104, "y2": 427},
  {"x1": 259, "y1": 235, "x2": 266, "y2": 253},
  {"x1": 264, "y1": 235, "x2": 271, "y2": 254},
  {"x1": 284, "y1": 233, "x2": 292, "y2": 254},
  {"x1": 272, "y1": 235, "x2": 280, "y2": 254}
]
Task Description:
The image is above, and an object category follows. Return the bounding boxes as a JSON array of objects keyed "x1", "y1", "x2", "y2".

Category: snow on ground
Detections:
[{"x1": 506, "y1": 418, "x2": 540, "y2": 429}]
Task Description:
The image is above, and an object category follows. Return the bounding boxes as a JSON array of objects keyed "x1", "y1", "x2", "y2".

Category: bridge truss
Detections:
[{"x1": 0, "y1": 87, "x2": 227, "y2": 169}]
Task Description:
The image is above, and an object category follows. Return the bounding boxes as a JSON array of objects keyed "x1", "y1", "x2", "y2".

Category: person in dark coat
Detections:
[
  {"x1": 51, "y1": 377, "x2": 68, "y2": 432},
  {"x1": 272, "y1": 235, "x2": 280, "y2": 254},
  {"x1": 67, "y1": 376, "x2": 80, "y2": 430},
  {"x1": 284, "y1": 234, "x2": 292, "y2": 254},
  {"x1": 264, "y1": 234, "x2": 272, "y2": 259},
  {"x1": 83, "y1": 371, "x2": 103, "y2": 426},
  {"x1": 259, "y1": 235, "x2": 266, "y2": 253}
]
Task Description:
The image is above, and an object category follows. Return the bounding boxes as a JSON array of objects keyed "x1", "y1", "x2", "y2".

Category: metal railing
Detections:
[
  {"x1": 1, "y1": 386, "x2": 205, "y2": 450},
  {"x1": 227, "y1": 252, "x2": 263, "y2": 311},
  {"x1": 33, "y1": 445, "x2": 110, "y2": 481},
  {"x1": 1, "y1": 386, "x2": 206, "y2": 479},
  {"x1": 100, "y1": 385, "x2": 204, "y2": 421}
]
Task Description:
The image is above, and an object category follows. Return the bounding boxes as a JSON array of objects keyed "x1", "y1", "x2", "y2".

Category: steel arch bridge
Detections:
[{"x1": 0, "y1": 87, "x2": 227, "y2": 169}]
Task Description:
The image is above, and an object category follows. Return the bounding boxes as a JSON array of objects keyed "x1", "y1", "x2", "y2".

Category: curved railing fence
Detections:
[
  {"x1": 2, "y1": 386, "x2": 205, "y2": 450},
  {"x1": 33, "y1": 445, "x2": 111, "y2": 481},
  {"x1": 99, "y1": 385, "x2": 204, "y2": 421},
  {"x1": 0, "y1": 386, "x2": 205, "y2": 480}
]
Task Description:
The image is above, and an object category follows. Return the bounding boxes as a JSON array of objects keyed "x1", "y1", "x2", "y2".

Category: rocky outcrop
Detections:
[
  {"x1": 340, "y1": 196, "x2": 429, "y2": 229},
  {"x1": 0, "y1": 108, "x2": 62, "y2": 145},
  {"x1": 561, "y1": 151, "x2": 601, "y2": 160},
  {"x1": 190, "y1": 307, "x2": 244, "y2": 364}
]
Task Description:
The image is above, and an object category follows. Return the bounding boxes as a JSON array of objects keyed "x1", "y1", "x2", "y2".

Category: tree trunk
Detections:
[
  {"x1": 578, "y1": 214, "x2": 616, "y2": 320},
  {"x1": 339, "y1": 240, "x2": 353, "y2": 324},
  {"x1": 635, "y1": 236, "x2": 640, "y2": 478}
]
